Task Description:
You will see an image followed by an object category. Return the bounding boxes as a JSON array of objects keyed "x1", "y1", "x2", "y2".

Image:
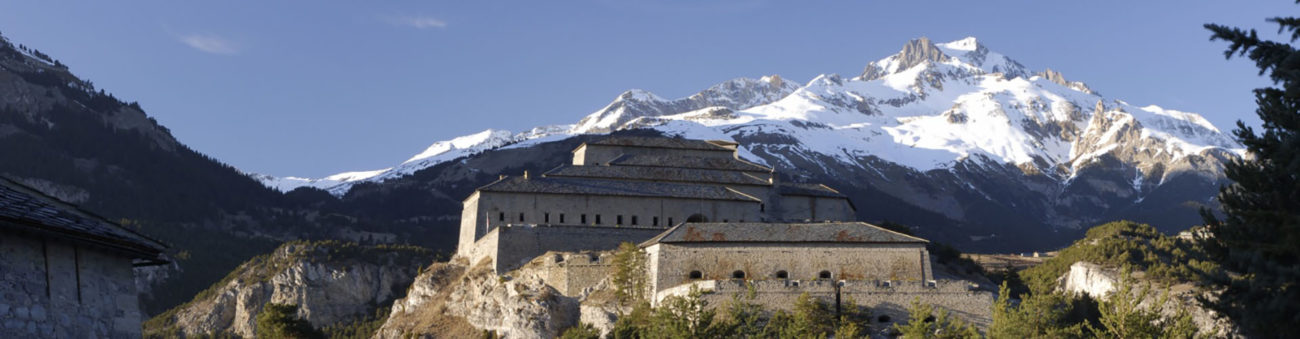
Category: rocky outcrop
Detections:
[
  {"x1": 143, "y1": 241, "x2": 433, "y2": 338},
  {"x1": 1056, "y1": 261, "x2": 1240, "y2": 338},
  {"x1": 376, "y1": 258, "x2": 582, "y2": 339}
]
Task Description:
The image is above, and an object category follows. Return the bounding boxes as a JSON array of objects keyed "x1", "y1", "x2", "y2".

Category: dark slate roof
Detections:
[
  {"x1": 608, "y1": 154, "x2": 772, "y2": 173},
  {"x1": 778, "y1": 183, "x2": 846, "y2": 198},
  {"x1": 544, "y1": 165, "x2": 770, "y2": 186},
  {"x1": 642, "y1": 222, "x2": 927, "y2": 245},
  {"x1": 585, "y1": 136, "x2": 736, "y2": 152},
  {"x1": 477, "y1": 176, "x2": 761, "y2": 202},
  {"x1": 0, "y1": 177, "x2": 167, "y2": 259}
]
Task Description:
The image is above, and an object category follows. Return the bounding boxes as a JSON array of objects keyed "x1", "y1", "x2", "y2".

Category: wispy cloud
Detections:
[
  {"x1": 178, "y1": 33, "x2": 241, "y2": 55},
  {"x1": 388, "y1": 15, "x2": 448, "y2": 29}
]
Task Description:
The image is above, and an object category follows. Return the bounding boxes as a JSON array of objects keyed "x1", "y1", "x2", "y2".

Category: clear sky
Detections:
[{"x1": 0, "y1": 1, "x2": 1289, "y2": 178}]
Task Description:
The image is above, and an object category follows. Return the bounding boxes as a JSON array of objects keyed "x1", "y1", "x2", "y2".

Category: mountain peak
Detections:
[
  {"x1": 858, "y1": 37, "x2": 952, "y2": 80},
  {"x1": 938, "y1": 36, "x2": 982, "y2": 52}
]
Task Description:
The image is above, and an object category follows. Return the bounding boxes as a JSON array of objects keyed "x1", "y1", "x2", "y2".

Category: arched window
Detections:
[
  {"x1": 686, "y1": 214, "x2": 708, "y2": 223},
  {"x1": 689, "y1": 270, "x2": 703, "y2": 279},
  {"x1": 732, "y1": 270, "x2": 746, "y2": 279},
  {"x1": 819, "y1": 271, "x2": 832, "y2": 280},
  {"x1": 877, "y1": 315, "x2": 891, "y2": 323},
  {"x1": 775, "y1": 270, "x2": 789, "y2": 279}
]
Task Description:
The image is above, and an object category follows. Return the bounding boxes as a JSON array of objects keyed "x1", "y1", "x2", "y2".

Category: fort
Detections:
[{"x1": 452, "y1": 136, "x2": 992, "y2": 329}]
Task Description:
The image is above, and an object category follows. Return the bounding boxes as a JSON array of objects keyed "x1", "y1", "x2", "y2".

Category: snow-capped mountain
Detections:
[{"x1": 257, "y1": 37, "x2": 1240, "y2": 249}]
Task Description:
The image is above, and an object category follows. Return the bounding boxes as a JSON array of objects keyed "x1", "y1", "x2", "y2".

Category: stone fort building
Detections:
[
  {"x1": 453, "y1": 136, "x2": 992, "y2": 330},
  {"x1": 0, "y1": 177, "x2": 167, "y2": 337},
  {"x1": 456, "y1": 136, "x2": 856, "y2": 272}
]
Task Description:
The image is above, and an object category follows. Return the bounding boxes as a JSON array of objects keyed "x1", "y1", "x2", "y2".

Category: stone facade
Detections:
[
  {"x1": 0, "y1": 177, "x2": 166, "y2": 338},
  {"x1": 656, "y1": 279, "x2": 993, "y2": 330},
  {"x1": 454, "y1": 136, "x2": 857, "y2": 273}
]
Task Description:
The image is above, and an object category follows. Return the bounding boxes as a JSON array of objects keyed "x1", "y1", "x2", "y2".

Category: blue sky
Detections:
[{"x1": 0, "y1": 1, "x2": 1289, "y2": 177}]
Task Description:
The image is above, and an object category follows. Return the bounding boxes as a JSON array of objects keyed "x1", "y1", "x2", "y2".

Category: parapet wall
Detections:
[
  {"x1": 656, "y1": 279, "x2": 993, "y2": 330},
  {"x1": 483, "y1": 224, "x2": 664, "y2": 273}
]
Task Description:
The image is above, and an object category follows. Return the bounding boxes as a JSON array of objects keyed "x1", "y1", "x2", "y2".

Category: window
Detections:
[
  {"x1": 653, "y1": 217, "x2": 659, "y2": 226},
  {"x1": 560, "y1": 214, "x2": 566, "y2": 223},
  {"x1": 689, "y1": 270, "x2": 703, "y2": 279},
  {"x1": 878, "y1": 315, "x2": 891, "y2": 323},
  {"x1": 819, "y1": 271, "x2": 832, "y2": 279},
  {"x1": 545, "y1": 213, "x2": 550, "y2": 223},
  {"x1": 519, "y1": 213, "x2": 525, "y2": 222},
  {"x1": 775, "y1": 270, "x2": 789, "y2": 279},
  {"x1": 686, "y1": 214, "x2": 707, "y2": 222},
  {"x1": 631, "y1": 216, "x2": 638, "y2": 225},
  {"x1": 617, "y1": 215, "x2": 623, "y2": 225},
  {"x1": 596, "y1": 215, "x2": 602, "y2": 224},
  {"x1": 723, "y1": 219, "x2": 729, "y2": 222},
  {"x1": 581, "y1": 214, "x2": 587, "y2": 224},
  {"x1": 668, "y1": 218, "x2": 674, "y2": 225},
  {"x1": 760, "y1": 203, "x2": 765, "y2": 212},
  {"x1": 732, "y1": 270, "x2": 746, "y2": 279},
  {"x1": 498, "y1": 212, "x2": 505, "y2": 221}
]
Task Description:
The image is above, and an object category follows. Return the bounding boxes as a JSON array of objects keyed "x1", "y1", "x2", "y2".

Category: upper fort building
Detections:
[{"x1": 455, "y1": 136, "x2": 857, "y2": 272}]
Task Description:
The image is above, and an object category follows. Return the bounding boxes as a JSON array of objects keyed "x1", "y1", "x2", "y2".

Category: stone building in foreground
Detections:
[
  {"x1": 456, "y1": 136, "x2": 856, "y2": 272},
  {"x1": 0, "y1": 177, "x2": 167, "y2": 337},
  {"x1": 641, "y1": 222, "x2": 992, "y2": 329}
]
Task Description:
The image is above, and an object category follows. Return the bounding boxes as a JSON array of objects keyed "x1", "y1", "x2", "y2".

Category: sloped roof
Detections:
[
  {"x1": 608, "y1": 154, "x2": 772, "y2": 173},
  {"x1": 585, "y1": 136, "x2": 736, "y2": 152},
  {"x1": 544, "y1": 165, "x2": 770, "y2": 186},
  {"x1": 477, "y1": 176, "x2": 761, "y2": 202},
  {"x1": 642, "y1": 222, "x2": 927, "y2": 245},
  {"x1": 0, "y1": 177, "x2": 167, "y2": 259},
  {"x1": 777, "y1": 183, "x2": 846, "y2": 198}
]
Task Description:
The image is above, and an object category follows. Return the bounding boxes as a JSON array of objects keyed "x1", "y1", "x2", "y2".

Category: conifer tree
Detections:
[{"x1": 1202, "y1": 6, "x2": 1300, "y2": 337}]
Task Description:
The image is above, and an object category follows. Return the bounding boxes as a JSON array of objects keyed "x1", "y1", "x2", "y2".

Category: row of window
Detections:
[
  {"x1": 496, "y1": 211, "x2": 722, "y2": 226},
  {"x1": 688, "y1": 269, "x2": 834, "y2": 280}
]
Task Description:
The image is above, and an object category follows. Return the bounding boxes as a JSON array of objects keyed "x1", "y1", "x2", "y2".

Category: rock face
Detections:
[
  {"x1": 143, "y1": 241, "x2": 432, "y2": 337},
  {"x1": 1056, "y1": 261, "x2": 1240, "y2": 338},
  {"x1": 1057, "y1": 261, "x2": 1118, "y2": 297},
  {"x1": 377, "y1": 259, "x2": 581, "y2": 339}
]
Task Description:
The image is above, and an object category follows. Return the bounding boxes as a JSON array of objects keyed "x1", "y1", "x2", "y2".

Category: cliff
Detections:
[
  {"x1": 1056, "y1": 261, "x2": 1240, "y2": 338},
  {"x1": 142, "y1": 241, "x2": 433, "y2": 338}
]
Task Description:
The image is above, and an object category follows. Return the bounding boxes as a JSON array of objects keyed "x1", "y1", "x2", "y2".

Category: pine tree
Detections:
[{"x1": 1201, "y1": 7, "x2": 1300, "y2": 337}]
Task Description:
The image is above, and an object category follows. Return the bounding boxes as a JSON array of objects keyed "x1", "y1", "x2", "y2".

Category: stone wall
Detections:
[
  {"x1": 457, "y1": 190, "x2": 763, "y2": 263},
  {"x1": 1, "y1": 234, "x2": 143, "y2": 337},
  {"x1": 776, "y1": 195, "x2": 856, "y2": 222},
  {"x1": 533, "y1": 251, "x2": 616, "y2": 296},
  {"x1": 656, "y1": 279, "x2": 992, "y2": 330},
  {"x1": 645, "y1": 242, "x2": 932, "y2": 296},
  {"x1": 482, "y1": 225, "x2": 665, "y2": 273}
]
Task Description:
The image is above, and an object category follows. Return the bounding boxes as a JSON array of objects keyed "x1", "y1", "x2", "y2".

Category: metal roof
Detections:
[
  {"x1": 607, "y1": 154, "x2": 772, "y2": 173},
  {"x1": 777, "y1": 183, "x2": 846, "y2": 198},
  {"x1": 0, "y1": 177, "x2": 167, "y2": 259},
  {"x1": 642, "y1": 222, "x2": 927, "y2": 245},
  {"x1": 585, "y1": 136, "x2": 736, "y2": 152},
  {"x1": 543, "y1": 165, "x2": 770, "y2": 186},
  {"x1": 477, "y1": 176, "x2": 762, "y2": 202}
]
